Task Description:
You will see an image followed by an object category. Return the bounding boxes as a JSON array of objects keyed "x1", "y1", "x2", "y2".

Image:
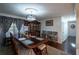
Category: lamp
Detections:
[{"x1": 25, "y1": 8, "x2": 37, "y2": 21}]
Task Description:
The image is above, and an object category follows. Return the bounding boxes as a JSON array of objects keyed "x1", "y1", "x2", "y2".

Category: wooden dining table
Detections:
[{"x1": 12, "y1": 37, "x2": 48, "y2": 55}]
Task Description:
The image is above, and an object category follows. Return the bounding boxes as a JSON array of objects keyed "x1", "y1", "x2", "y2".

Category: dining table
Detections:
[{"x1": 12, "y1": 36, "x2": 48, "y2": 55}]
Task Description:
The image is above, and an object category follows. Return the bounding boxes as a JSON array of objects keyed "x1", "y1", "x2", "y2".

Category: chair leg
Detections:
[
  {"x1": 28, "y1": 49, "x2": 33, "y2": 55},
  {"x1": 43, "y1": 45, "x2": 48, "y2": 55},
  {"x1": 24, "y1": 49, "x2": 27, "y2": 55},
  {"x1": 31, "y1": 49, "x2": 32, "y2": 55},
  {"x1": 28, "y1": 49, "x2": 30, "y2": 55},
  {"x1": 46, "y1": 45, "x2": 48, "y2": 55}
]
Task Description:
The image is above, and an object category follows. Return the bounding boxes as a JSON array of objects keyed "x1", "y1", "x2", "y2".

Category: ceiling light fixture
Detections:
[
  {"x1": 25, "y1": 8, "x2": 37, "y2": 21},
  {"x1": 26, "y1": 14, "x2": 36, "y2": 21}
]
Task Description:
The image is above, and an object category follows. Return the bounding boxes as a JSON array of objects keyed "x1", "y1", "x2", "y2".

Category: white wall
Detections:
[
  {"x1": 40, "y1": 15, "x2": 76, "y2": 44},
  {"x1": 61, "y1": 14, "x2": 76, "y2": 42},
  {"x1": 40, "y1": 17, "x2": 62, "y2": 43}
]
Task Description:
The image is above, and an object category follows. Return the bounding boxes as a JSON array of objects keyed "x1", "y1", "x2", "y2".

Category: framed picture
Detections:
[{"x1": 46, "y1": 20, "x2": 53, "y2": 26}]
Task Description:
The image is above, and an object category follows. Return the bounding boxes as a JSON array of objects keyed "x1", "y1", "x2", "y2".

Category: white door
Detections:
[{"x1": 68, "y1": 21, "x2": 76, "y2": 36}]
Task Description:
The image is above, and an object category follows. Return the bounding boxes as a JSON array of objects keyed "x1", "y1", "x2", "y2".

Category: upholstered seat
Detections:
[
  {"x1": 37, "y1": 44, "x2": 48, "y2": 55},
  {"x1": 38, "y1": 44, "x2": 46, "y2": 50}
]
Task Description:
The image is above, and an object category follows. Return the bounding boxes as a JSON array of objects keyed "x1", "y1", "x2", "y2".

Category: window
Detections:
[{"x1": 8, "y1": 23, "x2": 18, "y2": 35}]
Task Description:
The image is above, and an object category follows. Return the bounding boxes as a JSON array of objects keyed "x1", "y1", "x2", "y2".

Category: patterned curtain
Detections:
[
  {"x1": 14, "y1": 19, "x2": 24, "y2": 33},
  {"x1": 0, "y1": 16, "x2": 24, "y2": 46},
  {"x1": 0, "y1": 16, "x2": 24, "y2": 34},
  {"x1": 2, "y1": 16, "x2": 13, "y2": 33}
]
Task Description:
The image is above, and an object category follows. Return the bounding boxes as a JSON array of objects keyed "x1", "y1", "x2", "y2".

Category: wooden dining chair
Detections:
[
  {"x1": 37, "y1": 44, "x2": 48, "y2": 55},
  {"x1": 12, "y1": 38, "x2": 35, "y2": 55},
  {"x1": 12, "y1": 38, "x2": 27, "y2": 55}
]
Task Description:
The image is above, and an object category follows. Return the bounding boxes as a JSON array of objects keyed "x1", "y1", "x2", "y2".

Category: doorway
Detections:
[{"x1": 63, "y1": 21, "x2": 76, "y2": 55}]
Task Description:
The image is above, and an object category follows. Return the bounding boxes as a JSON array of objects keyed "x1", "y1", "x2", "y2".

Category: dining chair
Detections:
[
  {"x1": 12, "y1": 38, "x2": 27, "y2": 55},
  {"x1": 12, "y1": 38, "x2": 36, "y2": 55},
  {"x1": 37, "y1": 44, "x2": 48, "y2": 55}
]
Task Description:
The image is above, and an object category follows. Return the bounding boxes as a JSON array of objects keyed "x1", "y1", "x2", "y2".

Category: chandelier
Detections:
[
  {"x1": 25, "y1": 8, "x2": 37, "y2": 21},
  {"x1": 26, "y1": 14, "x2": 36, "y2": 21}
]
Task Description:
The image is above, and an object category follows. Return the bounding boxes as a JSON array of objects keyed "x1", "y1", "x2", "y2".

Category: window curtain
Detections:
[
  {"x1": 14, "y1": 19, "x2": 24, "y2": 33},
  {"x1": 13, "y1": 18, "x2": 24, "y2": 38},
  {"x1": 1, "y1": 16, "x2": 13, "y2": 33},
  {"x1": 0, "y1": 16, "x2": 24, "y2": 37},
  {"x1": 0, "y1": 17, "x2": 4, "y2": 47},
  {"x1": 0, "y1": 16, "x2": 24, "y2": 46}
]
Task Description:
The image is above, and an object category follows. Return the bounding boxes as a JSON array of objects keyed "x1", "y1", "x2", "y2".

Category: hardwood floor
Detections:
[
  {"x1": 0, "y1": 45, "x2": 68, "y2": 55},
  {"x1": 48, "y1": 36, "x2": 76, "y2": 55},
  {"x1": 48, "y1": 41, "x2": 64, "y2": 51}
]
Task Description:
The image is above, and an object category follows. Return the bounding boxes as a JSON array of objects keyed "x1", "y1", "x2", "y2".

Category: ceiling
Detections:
[{"x1": 0, "y1": 3, "x2": 74, "y2": 20}]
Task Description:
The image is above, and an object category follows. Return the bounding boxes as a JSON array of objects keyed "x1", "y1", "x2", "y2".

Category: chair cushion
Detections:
[{"x1": 38, "y1": 44, "x2": 46, "y2": 50}]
